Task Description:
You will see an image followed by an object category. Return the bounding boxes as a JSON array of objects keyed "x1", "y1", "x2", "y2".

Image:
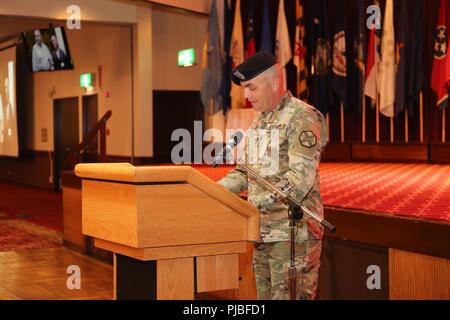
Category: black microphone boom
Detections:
[{"x1": 212, "y1": 131, "x2": 243, "y2": 167}]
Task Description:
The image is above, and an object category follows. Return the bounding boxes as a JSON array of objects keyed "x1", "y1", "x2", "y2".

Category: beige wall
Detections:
[
  {"x1": 31, "y1": 23, "x2": 133, "y2": 156},
  {"x1": 0, "y1": 0, "x2": 149, "y2": 157},
  {"x1": 151, "y1": 8, "x2": 207, "y2": 91},
  {"x1": 1, "y1": 0, "x2": 211, "y2": 159},
  {"x1": 151, "y1": 6, "x2": 225, "y2": 133}
]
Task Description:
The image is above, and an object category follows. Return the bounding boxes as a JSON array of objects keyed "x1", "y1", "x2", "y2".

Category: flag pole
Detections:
[
  {"x1": 376, "y1": 94, "x2": 380, "y2": 143},
  {"x1": 420, "y1": 91, "x2": 424, "y2": 143},
  {"x1": 405, "y1": 109, "x2": 409, "y2": 143},
  {"x1": 326, "y1": 113, "x2": 330, "y2": 143},
  {"x1": 390, "y1": 117, "x2": 394, "y2": 143},
  {"x1": 340, "y1": 103, "x2": 345, "y2": 143},
  {"x1": 362, "y1": 70, "x2": 366, "y2": 143},
  {"x1": 443, "y1": 108, "x2": 446, "y2": 143},
  {"x1": 362, "y1": 100, "x2": 366, "y2": 143}
]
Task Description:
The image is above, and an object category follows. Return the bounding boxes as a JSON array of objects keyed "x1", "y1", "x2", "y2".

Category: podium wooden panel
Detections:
[{"x1": 75, "y1": 163, "x2": 259, "y2": 300}]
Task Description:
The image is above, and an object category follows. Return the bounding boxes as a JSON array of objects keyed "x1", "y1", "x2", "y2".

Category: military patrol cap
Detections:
[{"x1": 231, "y1": 52, "x2": 278, "y2": 86}]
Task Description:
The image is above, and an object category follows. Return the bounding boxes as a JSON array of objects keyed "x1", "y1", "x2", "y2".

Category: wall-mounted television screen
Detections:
[{"x1": 21, "y1": 26, "x2": 74, "y2": 72}]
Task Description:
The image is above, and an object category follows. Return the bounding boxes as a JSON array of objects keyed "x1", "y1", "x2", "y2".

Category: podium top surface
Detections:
[
  {"x1": 75, "y1": 163, "x2": 196, "y2": 183},
  {"x1": 75, "y1": 163, "x2": 258, "y2": 220}
]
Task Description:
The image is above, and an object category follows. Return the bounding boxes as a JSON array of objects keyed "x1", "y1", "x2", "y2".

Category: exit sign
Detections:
[
  {"x1": 178, "y1": 48, "x2": 195, "y2": 67},
  {"x1": 80, "y1": 73, "x2": 93, "y2": 88}
]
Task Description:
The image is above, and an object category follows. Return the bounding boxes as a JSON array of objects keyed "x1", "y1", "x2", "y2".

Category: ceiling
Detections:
[
  {"x1": 0, "y1": 16, "x2": 61, "y2": 44},
  {"x1": 0, "y1": 0, "x2": 210, "y2": 44}
]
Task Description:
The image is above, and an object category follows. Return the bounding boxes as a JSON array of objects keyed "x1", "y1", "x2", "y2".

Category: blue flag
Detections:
[
  {"x1": 219, "y1": 0, "x2": 233, "y2": 114},
  {"x1": 351, "y1": 0, "x2": 366, "y2": 114},
  {"x1": 310, "y1": 0, "x2": 333, "y2": 114},
  {"x1": 395, "y1": 0, "x2": 410, "y2": 116},
  {"x1": 408, "y1": 0, "x2": 424, "y2": 116},
  {"x1": 260, "y1": 0, "x2": 273, "y2": 54},
  {"x1": 332, "y1": 0, "x2": 347, "y2": 107},
  {"x1": 200, "y1": 0, "x2": 223, "y2": 114}
]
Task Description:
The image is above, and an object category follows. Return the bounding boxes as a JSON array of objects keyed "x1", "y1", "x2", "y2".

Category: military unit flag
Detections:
[
  {"x1": 431, "y1": 0, "x2": 450, "y2": 109},
  {"x1": 293, "y1": 0, "x2": 308, "y2": 101}
]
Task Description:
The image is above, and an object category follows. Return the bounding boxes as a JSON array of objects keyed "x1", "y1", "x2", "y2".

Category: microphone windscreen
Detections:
[{"x1": 232, "y1": 131, "x2": 244, "y2": 145}]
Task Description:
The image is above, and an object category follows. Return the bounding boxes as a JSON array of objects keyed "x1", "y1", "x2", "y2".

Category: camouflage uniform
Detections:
[{"x1": 218, "y1": 92, "x2": 327, "y2": 300}]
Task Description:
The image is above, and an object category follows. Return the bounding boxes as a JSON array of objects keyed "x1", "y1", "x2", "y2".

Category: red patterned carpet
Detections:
[
  {"x1": 0, "y1": 182, "x2": 63, "y2": 251},
  {"x1": 191, "y1": 163, "x2": 450, "y2": 224},
  {"x1": 0, "y1": 162, "x2": 448, "y2": 249},
  {"x1": 0, "y1": 183, "x2": 62, "y2": 232},
  {"x1": 319, "y1": 163, "x2": 450, "y2": 223},
  {"x1": 0, "y1": 222, "x2": 60, "y2": 251}
]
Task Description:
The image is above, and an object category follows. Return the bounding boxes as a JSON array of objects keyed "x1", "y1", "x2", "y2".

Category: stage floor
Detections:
[{"x1": 191, "y1": 162, "x2": 450, "y2": 224}]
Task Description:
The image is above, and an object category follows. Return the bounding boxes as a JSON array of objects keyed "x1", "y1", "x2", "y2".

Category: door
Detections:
[
  {"x1": 82, "y1": 94, "x2": 99, "y2": 162},
  {"x1": 153, "y1": 91, "x2": 205, "y2": 163},
  {"x1": 54, "y1": 97, "x2": 79, "y2": 191}
]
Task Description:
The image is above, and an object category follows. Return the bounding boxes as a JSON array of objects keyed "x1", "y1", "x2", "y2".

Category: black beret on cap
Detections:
[{"x1": 231, "y1": 52, "x2": 278, "y2": 85}]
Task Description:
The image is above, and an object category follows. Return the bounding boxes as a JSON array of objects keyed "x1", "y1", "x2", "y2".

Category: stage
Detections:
[
  {"x1": 191, "y1": 162, "x2": 450, "y2": 224},
  {"x1": 56, "y1": 162, "x2": 450, "y2": 299},
  {"x1": 191, "y1": 162, "x2": 450, "y2": 300}
]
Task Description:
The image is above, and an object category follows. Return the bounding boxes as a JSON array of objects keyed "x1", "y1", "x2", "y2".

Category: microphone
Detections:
[{"x1": 212, "y1": 131, "x2": 243, "y2": 167}]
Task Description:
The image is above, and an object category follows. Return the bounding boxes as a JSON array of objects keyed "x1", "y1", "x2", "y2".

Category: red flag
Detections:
[
  {"x1": 447, "y1": 34, "x2": 450, "y2": 88},
  {"x1": 431, "y1": 0, "x2": 450, "y2": 109},
  {"x1": 365, "y1": 1, "x2": 381, "y2": 106},
  {"x1": 365, "y1": 27, "x2": 378, "y2": 105}
]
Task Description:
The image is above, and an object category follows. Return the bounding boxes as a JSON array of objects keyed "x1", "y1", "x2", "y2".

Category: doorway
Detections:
[
  {"x1": 153, "y1": 91, "x2": 204, "y2": 163},
  {"x1": 53, "y1": 97, "x2": 79, "y2": 191},
  {"x1": 82, "y1": 94, "x2": 99, "y2": 163}
]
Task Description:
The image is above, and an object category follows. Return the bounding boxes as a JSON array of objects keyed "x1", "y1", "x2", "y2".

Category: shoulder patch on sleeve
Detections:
[{"x1": 299, "y1": 130, "x2": 317, "y2": 148}]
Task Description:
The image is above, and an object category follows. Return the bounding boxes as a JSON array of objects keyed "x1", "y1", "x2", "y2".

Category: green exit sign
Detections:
[
  {"x1": 80, "y1": 73, "x2": 93, "y2": 88},
  {"x1": 178, "y1": 48, "x2": 195, "y2": 67}
]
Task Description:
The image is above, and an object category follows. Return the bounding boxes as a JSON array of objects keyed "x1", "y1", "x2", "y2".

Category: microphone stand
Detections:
[
  {"x1": 220, "y1": 161, "x2": 336, "y2": 300},
  {"x1": 238, "y1": 163, "x2": 336, "y2": 233},
  {"x1": 288, "y1": 204, "x2": 303, "y2": 301}
]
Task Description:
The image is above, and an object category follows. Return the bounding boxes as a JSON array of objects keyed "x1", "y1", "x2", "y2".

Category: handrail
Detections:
[{"x1": 63, "y1": 110, "x2": 112, "y2": 169}]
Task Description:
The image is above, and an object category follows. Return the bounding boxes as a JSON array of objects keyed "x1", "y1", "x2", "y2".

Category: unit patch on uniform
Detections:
[{"x1": 299, "y1": 131, "x2": 317, "y2": 148}]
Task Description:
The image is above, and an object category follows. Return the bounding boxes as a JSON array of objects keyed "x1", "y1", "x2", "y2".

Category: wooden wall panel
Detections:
[
  {"x1": 351, "y1": 144, "x2": 428, "y2": 162},
  {"x1": 429, "y1": 143, "x2": 450, "y2": 163},
  {"x1": 62, "y1": 187, "x2": 86, "y2": 253},
  {"x1": 389, "y1": 249, "x2": 450, "y2": 300}
]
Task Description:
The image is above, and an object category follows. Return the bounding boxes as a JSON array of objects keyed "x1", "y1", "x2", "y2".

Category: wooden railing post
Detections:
[
  {"x1": 63, "y1": 110, "x2": 112, "y2": 169},
  {"x1": 100, "y1": 123, "x2": 106, "y2": 162}
]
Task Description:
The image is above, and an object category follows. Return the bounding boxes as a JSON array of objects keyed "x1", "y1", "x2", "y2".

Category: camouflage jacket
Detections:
[{"x1": 218, "y1": 92, "x2": 327, "y2": 242}]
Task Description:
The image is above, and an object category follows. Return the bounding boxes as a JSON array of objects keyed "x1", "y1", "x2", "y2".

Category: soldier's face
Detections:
[{"x1": 242, "y1": 74, "x2": 277, "y2": 113}]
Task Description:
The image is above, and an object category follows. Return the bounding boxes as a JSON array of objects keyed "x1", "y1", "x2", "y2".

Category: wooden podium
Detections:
[{"x1": 75, "y1": 163, "x2": 259, "y2": 300}]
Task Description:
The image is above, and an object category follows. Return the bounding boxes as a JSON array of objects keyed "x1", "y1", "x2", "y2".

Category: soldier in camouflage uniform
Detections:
[{"x1": 218, "y1": 52, "x2": 327, "y2": 300}]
